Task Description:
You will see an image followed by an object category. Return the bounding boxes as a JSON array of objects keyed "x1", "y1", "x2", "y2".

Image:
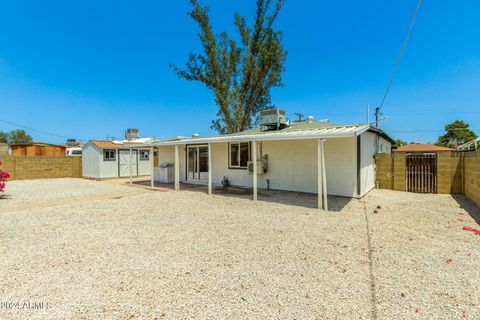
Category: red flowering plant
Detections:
[{"x1": 0, "y1": 161, "x2": 10, "y2": 193}]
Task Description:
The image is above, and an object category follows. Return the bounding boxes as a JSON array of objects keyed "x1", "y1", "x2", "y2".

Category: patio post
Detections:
[
  {"x1": 208, "y1": 143, "x2": 212, "y2": 195},
  {"x1": 321, "y1": 139, "x2": 328, "y2": 211},
  {"x1": 174, "y1": 144, "x2": 180, "y2": 191},
  {"x1": 317, "y1": 139, "x2": 328, "y2": 210},
  {"x1": 150, "y1": 146, "x2": 154, "y2": 188},
  {"x1": 129, "y1": 148, "x2": 133, "y2": 185},
  {"x1": 252, "y1": 140, "x2": 257, "y2": 201}
]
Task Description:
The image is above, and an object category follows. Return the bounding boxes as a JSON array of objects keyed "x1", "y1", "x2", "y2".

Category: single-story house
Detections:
[
  {"x1": 82, "y1": 139, "x2": 154, "y2": 179},
  {"x1": 135, "y1": 109, "x2": 394, "y2": 209}
]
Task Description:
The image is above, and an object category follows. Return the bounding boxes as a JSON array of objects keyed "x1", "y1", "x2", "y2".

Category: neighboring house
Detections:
[
  {"x1": 395, "y1": 143, "x2": 455, "y2": 153},
  {"x1": 140, "y1": 109, "x2": 394, "y2": 205},
  {"x1": 82, "y1": 139, "x2": 154, "y2": 179},
  {"x1": 10, "y1": 142, "x2": 66, "y2": 156}
]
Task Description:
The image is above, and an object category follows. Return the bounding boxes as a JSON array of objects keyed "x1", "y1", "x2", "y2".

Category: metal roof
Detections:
[
  {"x1": 457, "y1": 137, "x2": 480, "y2": 151},
  {"x1": 132, "y1": 124, "x2": 381, "y2": 147}
]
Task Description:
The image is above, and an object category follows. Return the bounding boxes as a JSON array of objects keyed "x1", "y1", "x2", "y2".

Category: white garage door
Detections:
[{"x1": 119, "y1": 150, "x2": 138, "y2": 177}]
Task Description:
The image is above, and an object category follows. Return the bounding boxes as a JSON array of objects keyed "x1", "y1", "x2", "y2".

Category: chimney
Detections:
[{"x1": 125, "y1": 128, "x2": 140, "y2": 141}]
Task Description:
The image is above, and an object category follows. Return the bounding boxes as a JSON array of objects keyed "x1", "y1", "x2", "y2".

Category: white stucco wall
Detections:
[
  {"x1": 98, "y1": 149, "x2": 119, "y2": 178},
  {"x1": 360, "y1": 132, "x2": 376, "y2": 196},
  {"x1": 82, "y1": 143, "x2": 101, "y2": 178},
  {"x1": 378, "y1": 136, "x2": 392, "y2": 154},
  {"x1": 138, "y1": 149, "x2": 153, "y2": 176}
]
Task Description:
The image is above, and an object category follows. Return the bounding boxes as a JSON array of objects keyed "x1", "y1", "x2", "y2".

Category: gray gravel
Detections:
[{"x1": 0, "y1": 179, "x2": 479, "y2": 319}]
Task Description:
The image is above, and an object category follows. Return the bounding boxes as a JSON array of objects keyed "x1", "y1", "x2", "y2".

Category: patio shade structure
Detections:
[{"x1": 130, "y1": 124, "x2": 376, "y2": 210}]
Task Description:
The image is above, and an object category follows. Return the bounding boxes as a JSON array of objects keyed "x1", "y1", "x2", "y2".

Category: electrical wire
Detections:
[
  {"x1": 0, "y1": 119, "x2": 85, "y2": 142},
  {"x1": 378, "y1": 0, "x2": 423, "y2": 112}
]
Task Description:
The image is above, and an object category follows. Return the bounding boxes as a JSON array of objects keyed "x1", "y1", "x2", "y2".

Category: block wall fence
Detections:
[
  {"x1": 376, "y1": 150, "x2": 479, "y2": 207},
  {"x1": 0, "y1": 156, "x2": 82, "y2": 180}
]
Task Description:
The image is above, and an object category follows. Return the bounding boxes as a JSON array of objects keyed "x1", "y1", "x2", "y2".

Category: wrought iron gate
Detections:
[{"x1": 406, "y1": 153, "x2": 437, "y2": 193}]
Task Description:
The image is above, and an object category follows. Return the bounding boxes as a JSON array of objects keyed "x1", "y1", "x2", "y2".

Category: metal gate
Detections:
[{"x1": 406, "y1": 153, "x2": 437, "y2": 193}]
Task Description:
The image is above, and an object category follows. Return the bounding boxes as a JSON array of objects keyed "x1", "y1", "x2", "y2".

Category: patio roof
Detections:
[{"x1": 133, "y1": 124, "x2": 385, "y2": 147}]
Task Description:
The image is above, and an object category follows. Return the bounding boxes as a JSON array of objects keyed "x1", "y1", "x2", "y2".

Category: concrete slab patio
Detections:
[{"x1": 0, "y1": 178, "x2": 479, "y2": 319}]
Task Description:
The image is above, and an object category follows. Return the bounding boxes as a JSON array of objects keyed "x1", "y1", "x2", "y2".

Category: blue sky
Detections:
[{"x1": 0, "y1": 0, "x2": 479, "y2": 144}]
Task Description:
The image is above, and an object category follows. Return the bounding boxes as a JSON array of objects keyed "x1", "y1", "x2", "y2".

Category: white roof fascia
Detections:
[{"x1": 134, "y1": 125, "x2": 370, "y2": 148}]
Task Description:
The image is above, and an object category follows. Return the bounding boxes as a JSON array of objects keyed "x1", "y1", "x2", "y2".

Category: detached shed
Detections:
[{"x1": 82, "y1": 140, "x2": 153, "y2": 179}]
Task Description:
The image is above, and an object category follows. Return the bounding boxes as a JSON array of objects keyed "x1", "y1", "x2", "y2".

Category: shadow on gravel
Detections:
[
  {"x1": 212, "y1": 187, "x2": 352, "y2": 211},
  {"x1": 453, "y1": 195, "x2": 480, "y2": 226}
]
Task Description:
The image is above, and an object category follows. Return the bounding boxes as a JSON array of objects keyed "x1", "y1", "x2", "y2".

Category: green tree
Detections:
[
  {"x1": 395, "y1": 139, "x2": 407, "y2": 147},
  {"x1": 172, "y1": 0, "x2": 287, "y2": 134},
  {"x1": 0, "y1": 131, "x2": 8, "y2": 143},
  {"x1": 1, "y1": 130, "x2": 33, "y2": 144},
  {"x1": 437, "y1": 120, "x2": 477, "y2": 148}
]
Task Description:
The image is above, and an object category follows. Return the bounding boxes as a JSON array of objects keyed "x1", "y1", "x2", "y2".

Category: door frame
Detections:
[
  {"x1": 118, "y1": 149, "x2": 139, "y2": 177},
  {"x1": 185, "y1": 144, "x2": 209, "y2": 182}
]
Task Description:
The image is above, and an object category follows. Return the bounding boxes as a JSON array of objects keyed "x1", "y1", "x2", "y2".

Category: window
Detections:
[
  {"x1": 103, "y1": 149, "x2": 116, "y2": 161},
  {"x1": 229, "y1": 142, "x2": 250, "y2": 168},
  {"x1": 139, "y1": 150, "x2": 150, "y2": 161}
]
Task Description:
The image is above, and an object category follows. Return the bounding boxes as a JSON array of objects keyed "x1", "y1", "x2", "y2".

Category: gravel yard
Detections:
[{"x1": 0, "y1": 178, "x2": 479, "y2": 319}]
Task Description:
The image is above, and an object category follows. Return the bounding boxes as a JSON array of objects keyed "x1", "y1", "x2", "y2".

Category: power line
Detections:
[
  {"x1": 376, "y1": 0, "x2": 424, "y2": 122},
  {"x1": 0, "y1": 119, "x2": 85, "y2": 142}
]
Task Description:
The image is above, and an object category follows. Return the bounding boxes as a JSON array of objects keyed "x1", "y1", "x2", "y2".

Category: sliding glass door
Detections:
[{"x1": 187, "y1": 145, "x2": 209, "y2": 181}]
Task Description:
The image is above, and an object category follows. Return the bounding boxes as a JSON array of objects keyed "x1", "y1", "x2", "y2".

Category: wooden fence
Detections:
[{"x1": 0, "y1": 156, "x2": 82, "y2": 180}]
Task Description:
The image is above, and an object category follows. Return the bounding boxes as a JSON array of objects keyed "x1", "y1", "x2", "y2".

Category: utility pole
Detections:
[
  {"x1": 375, "y1": 107, "x2": 380, "y2": 128},
  {"x1": 294, "y1": 113, "x2": 304, "y2": 122},
  {"x1": 366, "y1": 104, "x2": 370, "y2": 125}
]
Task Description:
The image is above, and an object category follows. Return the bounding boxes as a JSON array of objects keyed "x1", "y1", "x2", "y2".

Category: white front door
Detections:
[
  {"x1": 187, "y1": 145, "x2": 208, "y2": 181},
  {"x1": 119, "y1": 150, "x2": 138, "y2": 177}
]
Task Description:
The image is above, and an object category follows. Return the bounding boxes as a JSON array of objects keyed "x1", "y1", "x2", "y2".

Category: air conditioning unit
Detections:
[
  {"x1": 247, "y1": 161, "x2": 265, "y2": 175},
  {"x1": 260, "y1": 108, "x2": 287, "y2": 131}
]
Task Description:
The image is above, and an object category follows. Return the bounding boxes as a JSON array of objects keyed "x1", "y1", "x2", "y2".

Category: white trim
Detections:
[
  {"x1": 132, "y1": 125, "x2": 371, "y2": 147},
  {"x1": 229, "y1": 142, "x2": 250, "y2": 168},
  {"x1": 458, "y1": 137, "x2": 480, "y2": 151}
]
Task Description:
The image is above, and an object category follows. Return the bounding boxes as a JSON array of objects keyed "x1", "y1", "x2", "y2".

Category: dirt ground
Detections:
[{"x1": 0, "y1": 178, "x2": 479, "y2": 319}]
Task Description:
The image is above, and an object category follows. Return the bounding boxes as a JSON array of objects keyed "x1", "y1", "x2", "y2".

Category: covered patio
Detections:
[{"x1": 127, "y1": 124, "x2": 382, "y2": 210}]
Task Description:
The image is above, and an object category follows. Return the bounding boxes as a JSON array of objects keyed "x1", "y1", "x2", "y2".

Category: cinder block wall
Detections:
[
  {"x1": 464, "y1": 151, "x2": 480, "y2": 207},
  {"x1": 376, "y1": 151, "x2": 464, "y2": 194},
  {"x1": 376, "y1": 153, "x2": 394, "y2": 189},
  {"x1": 392, "y1": 152, "x2": 406, "y2": 191},
  {"x1": 0, "y1": 143, "x2": 8, "y2": 157},
  {"x1": 437, "y1": 151, "x2": 463, "y2": 194},
  {"x1": 376, "y1": 150, "x2": 478, "y2": 207},
  {"x1": 0, "y1": 156, "x2": 82, "y2": 180}
]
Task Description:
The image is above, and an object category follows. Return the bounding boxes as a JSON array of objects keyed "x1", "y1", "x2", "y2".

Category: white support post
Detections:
[
  {"x1": 321, "y1": 139, "x2": 328, "y2": 211},
  {"x1": 317, "y1": 139, "x2": 322, "y2": 209},
  {"x1": 317, "y1": 139, "x2": 328, "y2": 210},
  {"x1": 208, "y1": 143, "x2": 212, "y2": 195},
  {"x1": 174, "y1": 144, "x2": 180, "y2": 191},
  {"x1": 129, "y1": 148, "x2": 133, "y2": 185},
  {"x1": 150, "y1": 146, "x2": 154, "y2": 188},
  {"x1": 252, "y1": 140, "x2": 257, "y2": 201}
]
